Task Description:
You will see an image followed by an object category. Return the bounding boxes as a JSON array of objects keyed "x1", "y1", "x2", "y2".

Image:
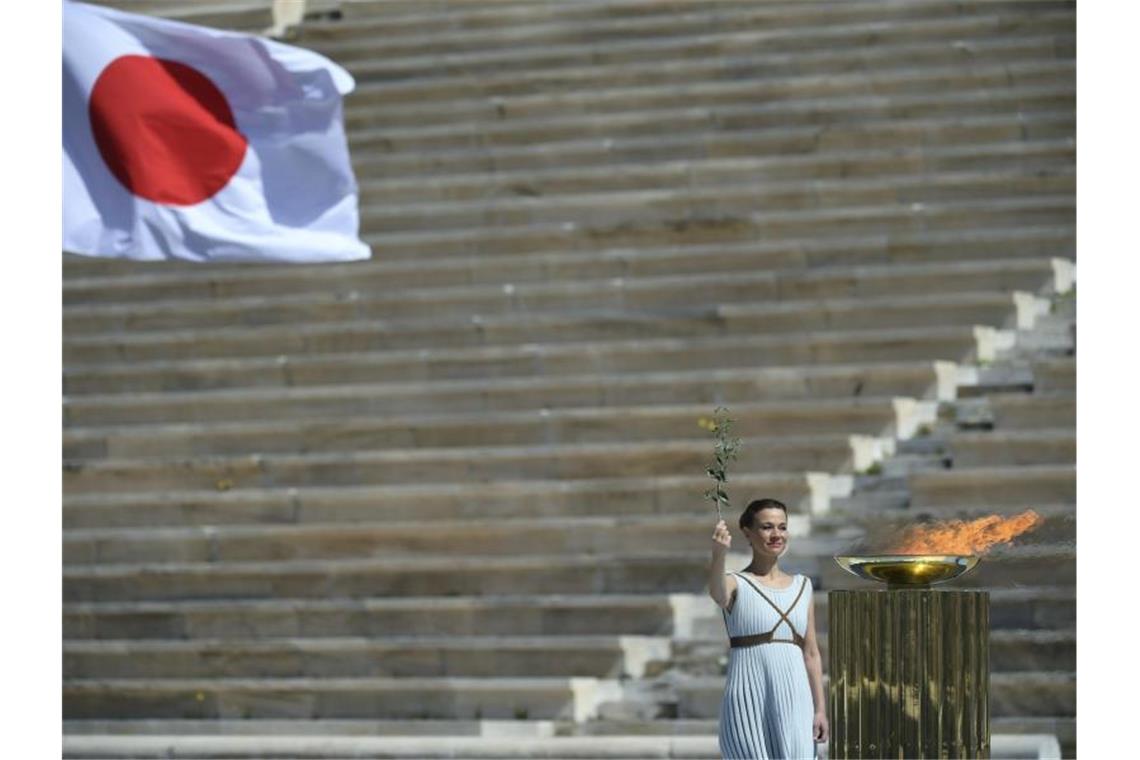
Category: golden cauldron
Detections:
[
  {"x1": 829, "y1": 554, "x2": 990, "y2": 757},
  {"x1": 834, "y1": 553, "x2": 980, "y2": 588}
]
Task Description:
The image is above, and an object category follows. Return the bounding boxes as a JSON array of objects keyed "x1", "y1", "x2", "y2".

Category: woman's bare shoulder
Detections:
[{"x1": 723, "y1": 573, "x2": 738, "y2": 612}]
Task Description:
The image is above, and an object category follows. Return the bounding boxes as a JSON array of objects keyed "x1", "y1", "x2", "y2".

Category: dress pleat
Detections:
[{"x1": 718, "y1": 573, "x2": 816, "y2": 759}]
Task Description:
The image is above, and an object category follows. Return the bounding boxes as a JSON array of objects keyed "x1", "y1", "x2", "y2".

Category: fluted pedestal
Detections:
[{"x1": 828, "y1": 589, "x2": 990, "y2": 759}]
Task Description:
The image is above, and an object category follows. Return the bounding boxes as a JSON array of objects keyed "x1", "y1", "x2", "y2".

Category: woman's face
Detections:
[{"x1": 747, "y1": 508, "x2": 789, "y2": 557}]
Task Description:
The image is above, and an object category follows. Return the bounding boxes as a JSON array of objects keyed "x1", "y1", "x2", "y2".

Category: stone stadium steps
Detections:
[
  {"x1": 343, "y1": 109, "x2": 1074, "y2": 182},
  {"x1": 63, "y1": 224, "x2": 1075, "y2": 305},
  {"x1": 62, "y1": 433, "x2": 875, "y2": 494},
  {"x1": 64, "y1": 355, "x2": 955, "y2": 415},
  {"x1": 59, "y1": 292, "x2": 1044, "y2": 357},
  {"x1": 62, "y1": 326, "x2": 1002, "y2": 394},
  {"x1": 62, "y1": 471, "x2": 829, "y2": 531},
  {"x1": 62, "y1": 514, "x2": 828, "y2": 567},
  {"x1": 308, "y1": 1, "x2": 1071, "y2": 53},
  {"x1": 61, "y1": 256, "x2": 1068, "y2": 335},
  {"x1": 63, "y1": 675, "x2": 623, "y2": 721},
  {"x1": 58, "y1": 732, "x2": 1069, "y2": 759},
  {"x1": 1031, "y1": 356, "x2": 1074, "y2": 392},
  {"x1": 64, "y1": 545, "x2": 1073, "y2": 605},
  {"x1": 62, "y1": 717, "x2": 611, "y2": 735},
  {"x1": 949, "y1": 429, "x2": 1074, "y2": 467},
  {"x1": 63, "y1": 396, "x2": 912, "y2": 458},
  {"x1": 65, "y1": 627, "x2": 1074, "y2": 681},
  {"x1": 354, "y1": 169, "x2": 1078, "y2": 234},
  {"x1": 351, "y1": 139, "x2": 1075, "y2": 206},
  {"x1": 969, "y1": 391, "x2": 1075, "y2": 430},
  {"x1": 909, "y1": 464, "x2": 1074, "y2": 507},
  {"x1": 64, "y1": 588, "x2": 1074, "y2": 641},
  {"x1": 354, "y1": 196, "x2": 1075, "y2": 259},
  {"x1": 64, "y1": 635, "x2": 670, "y2": 680},
  {"x1": 344, "y1": 75, "x2": 1073, "y2": 154},
  {"x1": 334, "y1": 46, "x2": 1073, "y2": 120},
  {"x1": 60, "y1": 292, "x2": 1048, "y2": 366},
  {"x1": 65, "y1": 593, "x2": 685, "y2": 640},
  {"x1": 63, "y1": 552, "x2": 825, "y2": 604},
  {"x1": 320, "y1": 16, "x2": 1071, "y2": 83},
  {"x1": 345, "y1": 44, "x2": 1071, "y2": 132},
  {"x1": 84, "y1": 0, "x2": 273, "y2": 31}
]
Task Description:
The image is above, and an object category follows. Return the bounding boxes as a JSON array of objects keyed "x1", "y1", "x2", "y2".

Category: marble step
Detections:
[
  {"x1": 85, "y1": 0, "x2": 273, "y2": 30},
  {"x1": 62, "y1": 471, "x2": 827, "y2": 530},
  {"x1": 65, "y1": 593, "x2": 685, "y2": 641},
  {"x1": 337, "y1": 39, "x2": 1073, "y2": 120},
  {"x1": 344, "y1": 72, "x2": 1073, "y2": 153},
  {"x1": 61, "y1": 322, "x2": 996, "y2": 388},
  {"x1": 62, "y1": 224, "x2": 1074, "y2": 304},
  {"x1": 62, "y1": 514, "x2": 828, "y2": 567},
  {"x1": 59, "y1": 729, "x2": 1070, "y2": 759},
  {"x1": 351, "y1": 169, "x2": 1074, "y2": 235},
  {"x1": 62, "y1": 551, "x2": 834, "y2": 604},
  {"x1": 64, "y1": 634, "x2": 671, "y2": 680},
  {"x1": 60, "y1": 293, "x2": 1035, "y2": 373},
  {"x1": 308, "y1": 0, "x2": 1070, "y2": 54},
  {"x1": 59, "y1": 731, "x2": 1071, "y2": 759},
  {"x1": 345, "y1": 108, "x2": 1073, "y2": 184},
  {"x1": 988, "y1": 393, "x2": 1076, "y2": 431},
  {"x1": 66, "y1": 587, "x2": 1074, "y2": 641},
  {"x1": 62, "y1": 433, "x2": 876, "y2": 493},
  {"x1": 322, "y1": 16, "x2": 1072, "y2": 87},
  {"x1": 64, "y1": 675, "x2": 627, "y2": 721},
  {"x1": 1031, "y1": 357, "x2": 1075, "y2": 393},
  {"x1": 910, "y1": 462, "x2": 1075, "y2": 507},
  {"x1": 61, "y1": 287, "x2": 1048, "y2": 364},
  {"x1": 63, "y1": 396, "x2": 907, "y2": 459},
  {"x1": 63, "y1": 356, "x2": 954, "y2": 423},
  {"x1": 951, "y1": 392, "x2": 1075, "y2": 431},
  {"x1": 353, "y1": 196, "x2": 1075, "y2": 260},
  {"x1": 65, "y1": 627, "x2": 1074, "y2": 681},
  {"x1": 63, "y1": 716, "x2": 565, "y2": 736},
  {"x1": 63, "y1": 546, "x2": 1073, "y2": 604},
  {"x1": 948, "y1": 429, "x2": 1074, "y2": 467},
  {"x1": 62, "y1": 255, "x2": 1067, "y2": 334},
  {"x1": 352, "y1": 139, "x2": 1073, "y2": 206}
]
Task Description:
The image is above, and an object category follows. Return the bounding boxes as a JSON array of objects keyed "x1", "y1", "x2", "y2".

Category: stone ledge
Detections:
[
  {"x1": 62, "y1": 472, "x2": 826, "y2": 530},
  {"x1": 63, "y1": 260, "x2": 1062, "y2": 336},
  {"x1": 64, "y1": 396, "x2": 910, "y2": 459}
]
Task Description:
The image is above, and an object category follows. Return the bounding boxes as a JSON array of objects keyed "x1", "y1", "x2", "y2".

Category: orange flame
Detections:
[{"x1": 885, "y1": 509, "x2": 1045, "y2": 555}]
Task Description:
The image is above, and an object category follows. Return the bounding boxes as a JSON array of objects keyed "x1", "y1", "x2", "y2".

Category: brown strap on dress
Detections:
[{"x1": 729, "y1": 573, "x2": 809, "y2": 648}]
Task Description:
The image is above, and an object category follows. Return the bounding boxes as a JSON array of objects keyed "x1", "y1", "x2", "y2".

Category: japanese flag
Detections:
[{"x1": 63, "y1": 1, "x2": 371, "y2": 263}]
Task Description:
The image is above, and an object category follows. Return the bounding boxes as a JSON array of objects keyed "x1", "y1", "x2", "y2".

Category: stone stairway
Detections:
[{"x1": 65, "y1": 0, "x2": 1075, "y2": 757}]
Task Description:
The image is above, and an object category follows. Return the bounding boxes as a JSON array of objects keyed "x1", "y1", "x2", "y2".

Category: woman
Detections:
[{"x1": 707, "y1": 497, "x2": 828, "y2": 759}]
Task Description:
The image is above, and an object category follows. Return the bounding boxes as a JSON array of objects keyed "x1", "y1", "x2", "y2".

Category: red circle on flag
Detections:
[{"x1": 88, "y1": 55, "x2": 248, "y2": 206}]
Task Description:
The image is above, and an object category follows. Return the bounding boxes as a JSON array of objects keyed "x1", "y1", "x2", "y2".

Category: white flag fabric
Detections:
[{"x1": 63, "y1": 1, "x2": 371, "y2": 263}]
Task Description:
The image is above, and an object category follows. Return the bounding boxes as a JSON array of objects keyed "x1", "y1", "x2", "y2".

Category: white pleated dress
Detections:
[{"x1": 718, "y1": 571, "x2": 816, "y2": 760}]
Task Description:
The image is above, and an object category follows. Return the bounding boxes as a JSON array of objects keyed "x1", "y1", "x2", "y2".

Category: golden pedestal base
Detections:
[{"x1": 828, "y1": 589, "x2": 990, "y2": 759}]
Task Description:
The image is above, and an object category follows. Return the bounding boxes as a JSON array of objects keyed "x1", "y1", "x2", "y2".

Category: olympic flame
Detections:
[{"x1": 885, "y1": 509, "x2": 1045, "y2": 555}]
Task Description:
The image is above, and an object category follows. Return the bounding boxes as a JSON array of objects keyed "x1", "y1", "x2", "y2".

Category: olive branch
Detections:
[{"x1": 700, "y1": 406, "x2": 742, "y2": 521}]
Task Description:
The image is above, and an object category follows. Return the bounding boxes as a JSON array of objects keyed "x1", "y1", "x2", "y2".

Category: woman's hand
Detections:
[
  {"x1": 813, "y1": 711, "x2": 829, "y2": 744},
  {"x1": 711, "y1": 519, "x2": 732, "y2": 556}
]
